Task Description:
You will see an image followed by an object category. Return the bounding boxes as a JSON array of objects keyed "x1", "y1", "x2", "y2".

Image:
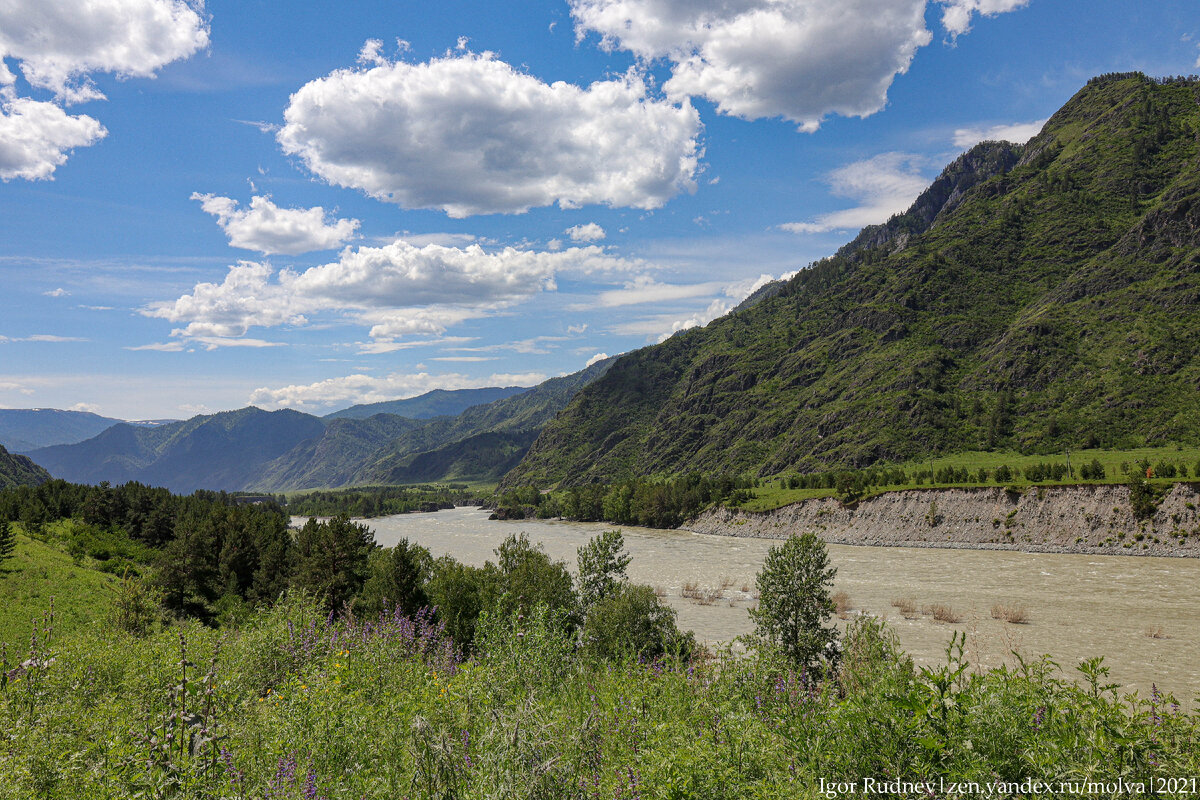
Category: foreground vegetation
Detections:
[
  {"x1": 4, "y1": 480, "x2": 1199, "y2": 797},
  {"x1": 2, "y1": 596, "x2": 1198, "y2": 798}
]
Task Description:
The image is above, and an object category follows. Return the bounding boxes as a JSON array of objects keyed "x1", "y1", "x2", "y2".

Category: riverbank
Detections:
[{"x1": 687, "y1": 483, "x2": 1200, "y2": 557}]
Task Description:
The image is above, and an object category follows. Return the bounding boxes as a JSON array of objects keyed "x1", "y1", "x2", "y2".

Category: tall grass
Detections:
[{"x1": 2, "y1": 598, "x2": 1197, "y2": 798}]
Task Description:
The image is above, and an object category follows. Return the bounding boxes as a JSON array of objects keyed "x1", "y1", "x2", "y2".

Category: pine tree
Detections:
[{"x1": 0, "y1": 518, "x2": 15, "y2": 566}]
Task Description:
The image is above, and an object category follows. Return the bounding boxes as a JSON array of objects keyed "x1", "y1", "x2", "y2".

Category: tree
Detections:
[
  {"x1": 576, "y1": 529, "x2": 630, "y2": 611},
  {"x1": 750, "y1": 532, "x2": 838, "y2": 673},
  {"x1": 0, "y1": 517, "x2": 15, "y2": 567},
  {"x1": 356, "y1": 538, "x2": 432, "y2": 618},
  {"x1": 292, "y1": 515, "x2": 377, "y2": 612},
  {"x1": 493, "y1": 532, "x2": 578, "y2": 629}
]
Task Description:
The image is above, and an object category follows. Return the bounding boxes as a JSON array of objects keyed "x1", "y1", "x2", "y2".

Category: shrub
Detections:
[
  {"x1": 990, "y1": 603, "x2": 1030, "y2": 624},
  {"x1": 581, "y1": 583, "x2": 691, "y2": 661}
]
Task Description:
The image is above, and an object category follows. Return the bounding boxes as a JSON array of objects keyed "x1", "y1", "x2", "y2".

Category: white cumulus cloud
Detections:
[
  {"x1": 192, "y1": 193, "x2": 361, "y2": 255},
  {"x1": 0, "y1": 0, "x2": 209, "y2": 103},
  {"x1": 570, "y1": 0, "x2": 1029, "y2": 129},
  {"x1": 566, "y1": 222, "x2": 606, "y2": 242},
  {"x1": 0, "y1": 0, "x2": 207, "y2": 178},
  {"x1": 952, "y1": 118, "x2": 1047, "y2": 149},
  {"x1": 780, "y1": 152, "x2": 929, "y2": 234},
  {"x1": 277, "y1": 51, "x2": 702, "y2": 217},
  {"x1": 939, "y1": 0, "x2": 1029, "y2": 38},
  {"x1": 248, "y1": 371, "x2": 547, "y2": 412},
  {"x1": 570, "y1": 0, "x2": 931, "y2": 129},
  {"x1": 0, "y1": 95, "x2": 106, "y2": 180},
  {"x1": 585, "y1": 352, "x2": 610, "y2": 367},
  {"x1": 144, "y1": 239, "x2": 644, "y2": 346}
]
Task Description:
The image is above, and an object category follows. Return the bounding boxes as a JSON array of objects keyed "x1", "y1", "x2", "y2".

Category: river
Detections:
[{"x1": 332, "y1": 506, "x2": 1200, "y2": 706}]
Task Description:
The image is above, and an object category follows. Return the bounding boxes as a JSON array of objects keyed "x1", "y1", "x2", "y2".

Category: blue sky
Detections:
[{"x1": 2, "y1": 0, "x2": 1198, "y2": 419}]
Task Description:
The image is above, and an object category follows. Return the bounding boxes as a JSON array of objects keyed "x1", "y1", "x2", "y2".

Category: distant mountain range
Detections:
[
  {"x1": 26, "y1": 358, "x2": 614, "y2": 493},
  {"x1": 0, "y1": 409, "x2": 124, "y2": 453},
  {"x1": 0, "y1": 409, "x2": 179, "y2": 454},
  {"x1": 504, "y1": 74, "x2": 1200, "y2": 486},
  {"x1": 323, "y1": 387, "x2": 530, "y2": 421}
]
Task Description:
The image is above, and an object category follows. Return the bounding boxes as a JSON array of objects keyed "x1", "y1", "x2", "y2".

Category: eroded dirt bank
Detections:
[{"x1": 686, "y1": 483, "x2": 1200, "y2": 556}]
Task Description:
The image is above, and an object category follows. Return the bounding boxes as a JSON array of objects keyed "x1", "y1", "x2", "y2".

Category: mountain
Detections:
[
  {"x1": 252, "y1": 414, "x2": 428, "y2": 491},
  {"x1": 25, "y1": 359, "x2": 616, "y2": 492},
  {"x1": 504, "y1": 74, "x2": 1200, "y2": 487},
  {"x1": 357, "y1": 357, "x2": 616, "y2": 485},
  {"x1": 324, "y1": 387, "x2": 530, "y2": 420},
  {"x1": 29, "y1": 407, "x2": 326, "y2": 493},
  {"x1": 0, "y1": 408, "x2": 123, "y2": 453},
  {"x1": 0, "y1": 444, "x2": 51, "y2": 488}
]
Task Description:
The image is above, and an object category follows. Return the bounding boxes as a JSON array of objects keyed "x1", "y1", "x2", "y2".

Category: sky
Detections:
[{"x1": 1, "y1": 0, "x2": 1198, "y2": 420}]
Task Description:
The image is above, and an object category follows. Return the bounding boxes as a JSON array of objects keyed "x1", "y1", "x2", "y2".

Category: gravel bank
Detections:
[{"x1": 685, "y1": 483, "x2": 1200, "y2": 557}]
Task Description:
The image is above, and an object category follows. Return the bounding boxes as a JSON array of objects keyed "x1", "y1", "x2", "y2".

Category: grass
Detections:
[
  {"x1": 2, "y1": 598, "x2": 1197, "y2": 798},
  {"x1": 736, "y1": 446, "x2": 1200, "y2": 512},
  {"x1": 991, "y1": 604, "x2": 1032, "y2": 624},
  {"x1": 0, "y1": 527, "x2": 117, "y2": 648},
  {"x1": 924, "y1": 603, "x2": 963, "y2": 623}
]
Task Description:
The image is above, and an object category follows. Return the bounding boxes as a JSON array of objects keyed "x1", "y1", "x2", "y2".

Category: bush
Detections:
[{"x1": 581, "y1": 584, "x2": 692, "y2": 661}]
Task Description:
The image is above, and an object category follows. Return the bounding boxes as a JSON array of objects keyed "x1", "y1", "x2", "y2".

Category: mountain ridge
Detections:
[{"x1": 503, "y1": 74, "x2": 1200, "y2": 487}]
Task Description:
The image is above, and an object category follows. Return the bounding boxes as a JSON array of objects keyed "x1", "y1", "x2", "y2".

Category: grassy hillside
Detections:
[
  {"x1": 507, "y1": 75, "x2": 1200, "y2": 487},
  {"x1": 0, "y1": 526, "x2": 116, "y2": 648}
]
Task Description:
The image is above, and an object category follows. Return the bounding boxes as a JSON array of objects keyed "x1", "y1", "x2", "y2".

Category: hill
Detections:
[
  {"x1": 323, "y1": 386, "x2": 529, "y2": 420},
  {"x1": 505, "y1": 74, "x2": 1200, "y2": 486},
  {"x1": 0, "y1": 444, "x2": 50, "y2": 488},
  {"x1": 0, "y1": 408, "x2": 122, "y2": 452}
]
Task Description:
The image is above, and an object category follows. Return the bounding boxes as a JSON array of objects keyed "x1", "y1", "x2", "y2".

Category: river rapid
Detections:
[{"x1": 324, "y1": 506, "x2": 1200, "y2": 706}]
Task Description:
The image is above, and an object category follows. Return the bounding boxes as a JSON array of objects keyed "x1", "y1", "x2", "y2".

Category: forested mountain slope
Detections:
[
  {"x1": 505, "y1": 75, "x2": 1200, "y2": 486},
  {"x1": 0, "y1": 444, "x2": 50, "y2": 488}
]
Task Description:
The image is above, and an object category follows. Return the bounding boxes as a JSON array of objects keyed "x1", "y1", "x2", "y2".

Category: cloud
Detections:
[
  {"x1": 0, "y1": 95, "x2": 107, "y2": 180},
  {"x1": 952, "y1": 118, "x2": 1047, "y2": 149},
  {"x1": 780, "y1": 152, "x2": 929, "y2": 234},
  {"x1": 566, "y1": 222, "x2": 606, "y2": 242},
  {"x1": 939, "y1": 0, "x2": 1029, "y2": 38},
  {"x1": 144, "y1": 239, "x2": 644, "y2": 345},
  {"x1": 0, "y1": 0, "x2": 209, "y2": 103},
  {"x1": 0, "y1": 0, "x2": 207, "y2": 178},
  {"x1": 595, "y1": 275, "x2": 724, "y2": 307},
  {"x1": 569, "y1": 0, "x2": 932, "y2": 129},
  {"x1": 278, "y1": 51, "x2": 701, "y2": 217},
  {"x1": 612, "y1": 270, "x2": 792, "y2": 341},
  {"x1": 192, "y1": 193, "x2": 361, "y2": 255},
  {"x1": 248, "y1": 371, "x2": 547, "y2": 412},
  {"x1": 586, "y1": 352, "x2": 610, "y2": 367},
  {"x1": 1, "y1": 333, "x2": 89, "y2": 343},
  {"x1": 43, "y1": 287, "x2": 70, "y2": 297}
]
